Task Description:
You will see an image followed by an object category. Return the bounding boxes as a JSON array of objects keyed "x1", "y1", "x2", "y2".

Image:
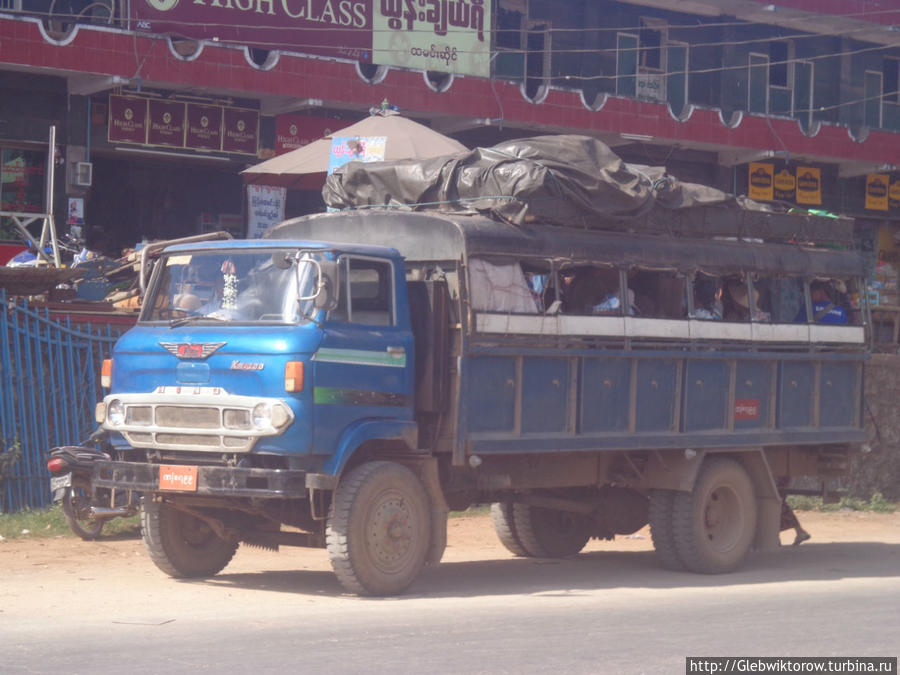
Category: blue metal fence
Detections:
[{"x1": 0, "y1": 291, "x2": 128, "y2": 513}]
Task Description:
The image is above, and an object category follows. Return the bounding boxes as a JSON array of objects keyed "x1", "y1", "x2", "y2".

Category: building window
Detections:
[
  {"x1": 639, "y1": 20, "x2": 663, "y2": 72},
  {"x1": 865, "y1": 70, "x2": 883, "y2": 128},
  {"x1": 884, "y1": 58, "x2": 899, "y2": 104},
  {"x1": 616, "y1": 32, "x2": 639, "y2": 97},
  {"x1": 769, "y1": 41, "x2": 790, "y2": 88},
  {"x1": 793, "y1": 60, "x2": 814, "y2": 130}
]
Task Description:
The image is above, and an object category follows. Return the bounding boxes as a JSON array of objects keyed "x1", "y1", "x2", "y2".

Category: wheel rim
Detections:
[
  {"x1": 702, "y1": 485, "x2": 744, "y2": 553},
  {"x1": 367, "y1": 490, "x2": 415, "y2": 572}
]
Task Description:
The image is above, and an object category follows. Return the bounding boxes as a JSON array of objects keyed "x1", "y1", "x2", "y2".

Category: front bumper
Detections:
[{"x1": 92, "y1": 460, "x2": 315, "y2": 498}]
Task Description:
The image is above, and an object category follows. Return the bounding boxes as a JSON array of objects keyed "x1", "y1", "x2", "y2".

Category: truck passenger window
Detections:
[
  {"x1": 628, "y1": 268, "x2": 686, "y2": 319},
  {"x1": 691, "y1": 272, "x2": 723, "y2": 320},
  {"x1": 563, "y1": 265, "x2": 621, "y2": 314},
  {"x1": 722, "y1": 275, "x2": 768, "y2": 322},
  {"x1": 330, "y1": 258, "x2": 394, "y2": 326},
  {"x1": 796, "y1": 278, "x2": 856, "y2": 325}
]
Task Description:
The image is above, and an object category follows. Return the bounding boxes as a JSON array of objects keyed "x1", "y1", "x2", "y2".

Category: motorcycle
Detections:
[{"x1": 46, "y1": 429, "x2": 140, "y2": 540}]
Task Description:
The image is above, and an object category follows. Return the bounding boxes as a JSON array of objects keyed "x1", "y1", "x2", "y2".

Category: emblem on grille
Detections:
[{"x1": 159, "y1": 342, "x2": 226, "y2": 359}]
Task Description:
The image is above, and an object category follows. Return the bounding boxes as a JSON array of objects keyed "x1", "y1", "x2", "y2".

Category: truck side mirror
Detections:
[{"x1": 314, "y1": 260, "x2": 339, "y2": 311}]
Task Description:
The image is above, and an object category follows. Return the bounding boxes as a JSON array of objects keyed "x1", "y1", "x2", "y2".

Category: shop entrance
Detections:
[{"x1": 84, "y1": 153, "x2": 244, "y2": 256}]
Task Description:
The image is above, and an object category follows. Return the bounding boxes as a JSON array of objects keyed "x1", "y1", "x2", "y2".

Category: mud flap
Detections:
[{"x1": 414, "y1": 457, "x2": 448, "y2": 566}]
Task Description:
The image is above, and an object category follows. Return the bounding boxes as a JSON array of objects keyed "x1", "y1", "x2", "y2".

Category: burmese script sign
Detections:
[
  {"x1": 109, "y1": 96, "x2": 258, "y2": 155},
  {"x1": 131, "y1": 0, "x2": 492, "y2": 76}
]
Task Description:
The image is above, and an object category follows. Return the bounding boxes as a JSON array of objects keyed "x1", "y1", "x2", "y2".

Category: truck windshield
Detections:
[{"x1": 142, "y1": 249, "x2": 324, "y2": 324}]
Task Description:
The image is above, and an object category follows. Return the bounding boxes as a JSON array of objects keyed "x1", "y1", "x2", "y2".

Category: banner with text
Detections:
[
  {"x1": 275, "y1": 115, "x2": 339, "y2": 155},
  {"x1": 109, "y1": 96, "x2": 258, "y2": 155},
  {"x1": 748, "y1": 163, "x2": 822, "y2": 206},
  {"x1": 866, "y1": 173, "x2": 890, "y2": 211},
  {"x1": 131, "y1": 0, "x2": 491, "y2": 77},
  {"x1": 247, "y1": 184, "x2": 287, "y2": 239}
]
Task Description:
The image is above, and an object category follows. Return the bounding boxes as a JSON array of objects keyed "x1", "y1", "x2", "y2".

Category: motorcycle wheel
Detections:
[{"x1": 62, "y1": 484, "x2": 105, "y2": 540}]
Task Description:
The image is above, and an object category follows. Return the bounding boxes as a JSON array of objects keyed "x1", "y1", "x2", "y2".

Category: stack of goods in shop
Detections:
[{"x1": 869, "y1": 262, "x2": 899, "y2": 307}]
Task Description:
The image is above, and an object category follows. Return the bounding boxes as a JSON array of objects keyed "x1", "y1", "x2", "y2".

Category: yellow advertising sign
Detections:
[
  {"x1": 774, "y1": 168, "x2": 796, "y2": 201},
  {"x1": 866, "y1": 173, "x2": 890, "y2": 211},
  {"x1": 796, "y1": 167, "x2": 822, "y2": 205},
  {"x1": 889, "y1": 179, "x2": 900, "y2": 210},
  {"x1": 748, "y1": 162, "x2": 774, "y2": 201}
]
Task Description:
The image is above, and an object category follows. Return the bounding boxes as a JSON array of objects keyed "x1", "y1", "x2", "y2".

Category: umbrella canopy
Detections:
[{"x1": 242, "y1": 109, "x2": 466, "y2": 189}]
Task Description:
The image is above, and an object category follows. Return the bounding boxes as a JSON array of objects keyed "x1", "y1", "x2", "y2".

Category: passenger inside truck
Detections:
[
  {"x1": 691, "y1": 273, "x2": 723, "y2": 320},
  {"x1": 564, "y1": 266, "x2": 621, "y2": 314}
]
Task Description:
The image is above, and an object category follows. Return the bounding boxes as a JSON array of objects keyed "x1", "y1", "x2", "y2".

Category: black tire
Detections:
[
  {"x1": 326, "y1": 461, "x2": 431, "y2": 596},
  {"x1": 512, "y1": 503, "x2": 592, "y2": 558},
  {"x1": 141, "y1": 501, "x2": 238, "y2": 578},
  {"x1": 490, "y1": 502, "x2": 530, "y2": 556},
  {"x1": 62, "y1": 484, "x2": 105, "y2": 540},
  {"x1": 672, "y1": 457, "x2": 758, "y2": 574},
  {"x1": 648, "y1": 489, "x2": 685, "y2": 571}
]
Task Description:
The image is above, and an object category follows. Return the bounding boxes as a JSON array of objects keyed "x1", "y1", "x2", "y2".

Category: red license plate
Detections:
[{"x1": 158, "y1": 465, "x2": 198, "y2": 492}]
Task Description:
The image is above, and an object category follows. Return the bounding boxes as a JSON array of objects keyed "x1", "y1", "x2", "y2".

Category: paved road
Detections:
[{"x1": 4, "y1": 530, "x2": 899, "y2": 675}]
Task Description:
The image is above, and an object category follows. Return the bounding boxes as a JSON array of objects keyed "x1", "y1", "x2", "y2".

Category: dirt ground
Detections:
[{"x1": 1, "y1": 508, "x2": 898, "y2": 586}]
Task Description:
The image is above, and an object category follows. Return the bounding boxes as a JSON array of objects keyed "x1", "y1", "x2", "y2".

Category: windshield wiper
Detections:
[{"x1": 169, "y1": 314, "x2": 228, "y2": 328}]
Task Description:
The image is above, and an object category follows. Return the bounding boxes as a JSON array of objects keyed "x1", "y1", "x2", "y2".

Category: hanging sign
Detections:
[
  {"x1": 147, "y1": 100, "x2": 186, "y2": 148},
  {"x1": 866, "y1": 173, "x2": 890, "y2": 211},
  {"x1": 108, "y1": 95, "x2": 148, "y2": 144},
  {"x1": 185, "y1": 104, "x2": 223, "y2": 151},
  {"x1": 222, "y1": 108, "x2": 260, "y2": 155},
  {"x1": 796, "y1": 167, "x2": 822, "y2": 205},
  {"x1": 748, "y1": 162, "x2": 774, "y2": 201},
  {"x1": 890, "y1": 178, "x2": 900, "y2": 210},
  {"x1": 275, "y1": 115, "x2": 337, "y2": 155},
  {"x1": 774, "y1": 168, "x2": 796, "y2": 202},
  {"x1": 246, "y1": 184, "x2": 286, "y2": 239}
]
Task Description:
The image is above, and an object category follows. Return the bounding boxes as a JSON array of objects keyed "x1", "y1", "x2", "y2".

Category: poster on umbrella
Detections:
[
  {"x1": 246, "y1": 184, "x2": 286, "y2": 239},
  {"x1": 328, "y1": 136, "x2": 386, "y2": 174}
]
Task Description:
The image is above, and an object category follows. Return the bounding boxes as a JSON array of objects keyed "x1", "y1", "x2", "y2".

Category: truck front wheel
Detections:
[
  {"x1": 141, "y1": 501, "x2": 239, "y2": 578},
  {"x1": 672, "y1": 457, "x2": 757, "y2": 574},
  {"x1": 326, "y1": 461, "x2": 431, "y2": 596}
]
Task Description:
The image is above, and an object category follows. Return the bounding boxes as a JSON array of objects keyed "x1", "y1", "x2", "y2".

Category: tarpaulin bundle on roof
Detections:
[
  {"x1": 321, "y1": 135, "x2": 853, "y2": 245},
  {"x1": 323, "y1": 135, "x2": 746, "y2": 223}
]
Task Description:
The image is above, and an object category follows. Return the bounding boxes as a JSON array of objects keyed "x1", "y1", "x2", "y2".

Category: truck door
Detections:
[{"x1": 312, "y1": 255, "x2": 415, "y2": 457}]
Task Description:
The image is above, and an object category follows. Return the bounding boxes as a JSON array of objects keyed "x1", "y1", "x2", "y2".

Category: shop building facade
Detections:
[{"x1": 1, "y1": 0, "x2": 900, "y2": 270}]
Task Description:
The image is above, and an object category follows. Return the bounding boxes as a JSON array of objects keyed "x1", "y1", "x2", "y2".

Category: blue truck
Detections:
[{"x1": 93, "y1": 208, "x2": 868, "y2": 595}]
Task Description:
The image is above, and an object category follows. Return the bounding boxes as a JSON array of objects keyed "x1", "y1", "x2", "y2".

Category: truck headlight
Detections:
[
  {"x1": 252, "y1": 402, "x2": 291, "y2": 431},
  {"x1": 107, "y1": 399, "x2": 125, "y2": 426}
]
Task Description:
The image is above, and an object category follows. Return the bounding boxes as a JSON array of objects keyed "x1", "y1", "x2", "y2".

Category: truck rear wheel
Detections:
[
  {"x1": 512, "y1": 503, "x2": 591, "y2": 558},
  {"x1": 326, "y1": 461, "x2": 431, "y2": 596},
  {"x1": 490, "y1": 502, "x2": 529, "y2": 556},
  {"x1": 141, "y1": 501, "x2": 239, "y2": 578},
  {"x1": 648, "y1": 489, "x2": 685, "y2": 571},
  {"x1": 672, "y1": 457, "x2": 757, "y2": 574}
]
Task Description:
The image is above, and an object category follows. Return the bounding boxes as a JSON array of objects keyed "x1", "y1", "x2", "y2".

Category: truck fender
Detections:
[{"x1": 320, "y1": 418, "x2": 419, "y2": 478}]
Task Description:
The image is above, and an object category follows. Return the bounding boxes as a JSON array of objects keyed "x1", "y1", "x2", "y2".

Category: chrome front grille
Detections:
[{"x1": 156, "y1": 406, "x2": 221, "y2": 429}]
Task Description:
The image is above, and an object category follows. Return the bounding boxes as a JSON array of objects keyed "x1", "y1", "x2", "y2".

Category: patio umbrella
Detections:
[{"x1": 242, "y1": 109, "x2": 467, "y2": 190}]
